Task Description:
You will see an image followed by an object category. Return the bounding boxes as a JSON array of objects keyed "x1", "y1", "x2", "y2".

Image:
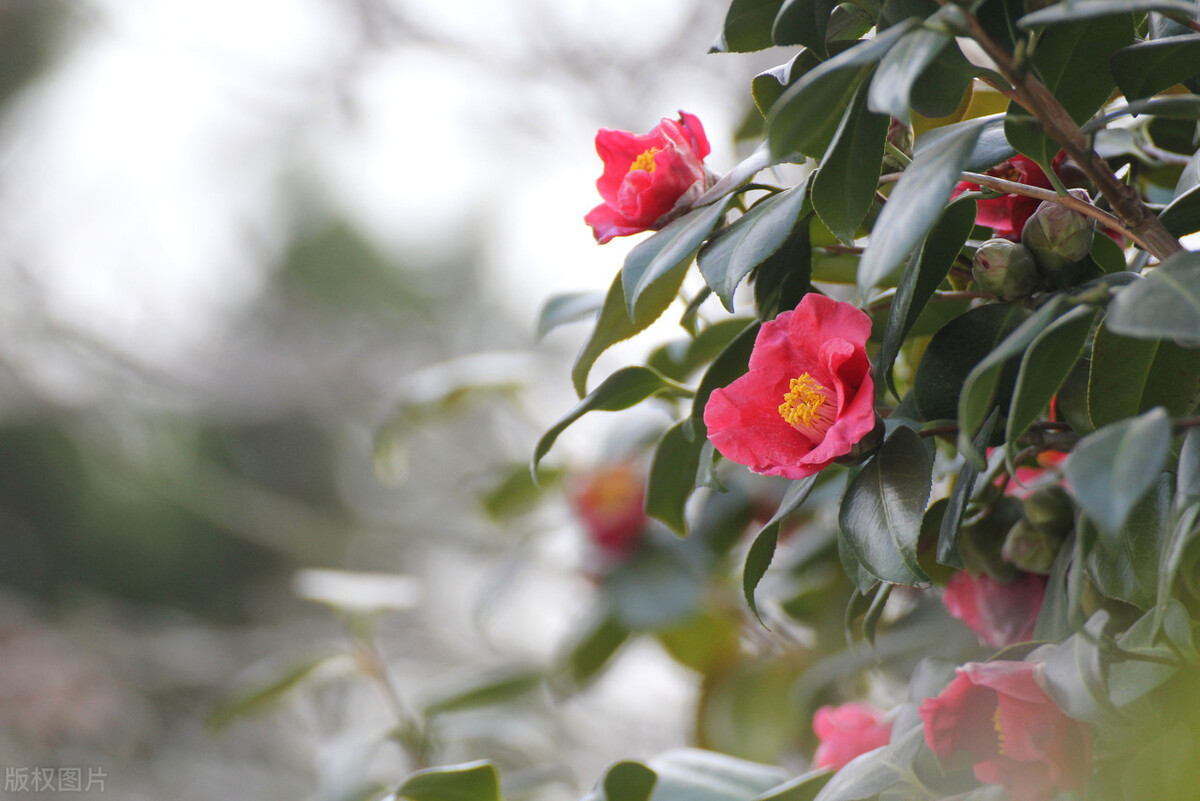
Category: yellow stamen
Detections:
[
  {"x1": 993, "y1": 707, "x2": 1007, "y2": 756},
  {"x1": 778, "y1": 374, "x2": 836, "y2": 438},
  {"x1": 629, "y1": 147, "x2": 659, "y2": 173}
]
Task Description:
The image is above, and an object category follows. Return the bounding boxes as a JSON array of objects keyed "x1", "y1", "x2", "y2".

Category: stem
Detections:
[{"x1": 958, "y1": 8, "x2": 1185, "y2": 261}]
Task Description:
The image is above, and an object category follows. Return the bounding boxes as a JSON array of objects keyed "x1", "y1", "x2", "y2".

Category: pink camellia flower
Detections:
[
  {"x1": 569, "y1": 463, "x2": 647, "y2": 559},
  {"x1": 955, "y1": 155, "x2": 1055, "y2": 241},
  {"x1": 920, "y1": 661, "x2": 1090, "y2": 801},
  {"x1": 585, "y1": 111, "x2": 713, "y2": 244},
  {"x1": 702, "y1": 294, "x2": 877, "y2": 480},
  {"x1": 813, "y1": 702, "x2": 892, "y2": 770},
  {"x1": 942, "y1": 571, "x2": 1047, "y2": 648}
]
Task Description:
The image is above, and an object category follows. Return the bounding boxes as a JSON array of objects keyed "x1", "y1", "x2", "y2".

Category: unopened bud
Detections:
[
  {"x1": 972, "y1": 239, "x2": 1040, "y2": 298},
  {"x1": 1021, "y1": 188, "x2": 1096, "y2": 288},
  {"x1": 959, "y1": 496, "x2": 1024, "y2": 582},
  {"x1": 882, "y1": 118, "x2": 913, "y2": 174},
  {"x1": 1002, "y1": 519, "x2": 1060, "y2": 574},
  {"x1": 1023, "y1": 486, "x2": 1074, "y2": 536}
]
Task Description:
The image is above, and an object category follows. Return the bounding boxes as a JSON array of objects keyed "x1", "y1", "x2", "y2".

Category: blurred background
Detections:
[{"x1": 0, "y1": 1, "x2": 782, "y2": 798}]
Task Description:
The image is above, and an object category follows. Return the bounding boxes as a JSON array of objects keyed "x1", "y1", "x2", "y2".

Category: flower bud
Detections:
[
  {"x1": 1021, "y1": 188, "x2": 1096, "y2": 288},
  {"x1": 959, "y1": 496, "x2": 1024, "y2": 583},
  {"x1": 1002, "y1": 486, "x2": 1073, "y2": 574},
  {"x1": 972, "y1": 239, "x2": 1040, "y2": 298},
  {"x1": 1023, "y1": 485, "x2": 1074, "y2": 535},
  {"x1": 882, "y1": 118, "x2": 913, "y2": 174}
]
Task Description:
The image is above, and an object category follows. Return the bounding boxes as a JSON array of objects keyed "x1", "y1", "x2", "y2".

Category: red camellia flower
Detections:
[
  {"x1": 569, "y1": 463, "x2": 647, "y2": 559},
  {"x1": 813, "y1": 702, "x2": 892, "y2": 770},
  {"x1": 585, "y1": 111, "x2": 713, "y2": 244},
  {"x1": 702, "y1": 294, "x2": 877, "y2": 480},
  {"x1": 955, "y1": 155, "x2": 1055, "y2": 241},
  {"x1": 920, "y1": 661, "x2": 1090, "y2": 801},
  {"x1": 942, "y1": 571, "x2": 1047, "y2": 648}
]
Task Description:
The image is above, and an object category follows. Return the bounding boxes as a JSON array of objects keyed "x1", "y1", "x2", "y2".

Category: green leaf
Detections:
[
  {"x1": 646, "y1": 749, "x2": 789, "y2": 801},
  {"x1": 536, "y1": 291, "x2": 605, "y2": 339},
  {"x1": 811, "y1": 80, "x2": 890, "y2": 245},
  {"x1": 1019, "y1": 0, "x2": 1198, "y2": 27},
  {"x1": 1039, "y1": 612, "x2": 1120, "y2": 725},
  {"x1": 1160, "y1": 182, "x2": 1200, "y2": 237},
  {"x1": 1084, "y1": 95, "x2": 1200, "y2": 134},
  {"x1": 912, "y1": 113, "x2": 1015, "y2": 173},
  {"x1": 909, "y1": 42, "x2": 980, "y2": 119},
  {"x1": 1106, "y1": 251, "x2": 1200, "y2": 346},
  {"x1": 1111, "y1": 35, "x2": 1200, "y2": 101},
  {"x1": 773, "y1": 0, "x2": 840, "y2": 57},
  {"x1": 754, "y1": 55, "x2": 821, "y2": 118},
  {"x1": 564, "y1": 613, "x2": 629, "y2": 686},
  {"x1": 752, "y1": 221, "x2": 815, "y2": 320},
  {"x1": 745, "y1": 476, "x2": 819, "y2": 621},
  {"x1": 480, "y1": 463, "x2": 563, "y2": 521},
  {"x1": 957, "y1": 298, "x2": 1068, "y2": 465},
  {"x1": 858, "y1": 116, "x2": 985, "y2": 290},
  {"x1": 583, "y1": 761, "x2": 657, "y2": 801},
  {"x1": 698, "y1": 181, "x2": 812, "y2": 311},
  {"x1": 1155, "y1": 502, "x2": 1200, "y2": 630},
  {"x1": 207, "y1": 650, "x2": 339, "y2": 730},
  {"x1": 1086, "y1": 473, "x2": 1171, "y2": 608},
  {"x1": 938, "y1": 409, "x2": 1000, "y2": 569},
  {"x1": 396, "y1": 762, "x2": 500, "y2": 801},
  {"x1": 808, "y1": 727, "x2": 927, "y2": 801},
  {"x1": 534, "y1": 366, "x2": 692, "y2": 473},
  {"x1": 606, "y1": 539, "x2": 705, "y2": 629},
  {"x1": 1087, "y1": 318, "x2": 1200, "y2": 429},
  {"x1": 877, "y1": 198, "x2": 977, "y2": 397},
  {"x1": 648, "y1": 318, "x2": 757, "y2": 384},
  {"x1": 623, "y1": 199, "x2": 732, "y2": 322},
  {"x1": 867, "y1": 25, "x2": 952, "y2": 123},
  {"x1": 838, "y1": 426, "x2": 934, "y2": 587},
  {"x1": 912, "y1": 301, "x2": 1027, "y2": 424},
  {"x1": 1179, "y1": 428, "x2": 1200, "y2": 502},
  {"x1": 750, "y1": 770, "x2": 833, "y2": 801},
  {"x1": 1064, "y1": 407, "x2": 1172, "y2": 537},
  {"x1": 715, "y1": 0, "x2": 788, "y2": 52},
  {"x1": 768, "y1": 22, "x2": 917, "y2": 160},
  {"x1": 572, "y1": 274, "x2": 643, "y2": 397},
  {"x1": 1005, "y1": 305, "x2": 1097, "y2": 449},
  {"x1": 421, "y1": 668, "x2": 545, "y2": 717},
  {"x1": 691, "y1": 322, "x2": 761, "y2": 438}
]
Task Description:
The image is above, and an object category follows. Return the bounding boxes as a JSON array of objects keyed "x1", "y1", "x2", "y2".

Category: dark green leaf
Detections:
[
  {"x1": 858, "y1": 117, "x2": 985, "y2": 289},
  {"x1": 623, "y1": 199, "x2": 732, "y2": 322},
  {"x1": 1179, "y1": 428, "x2": 1200, "y2": 502},
  {"x1": 745, "y1": 476, "x2": 819, "y2": 620},
  {"x1": 698, "y1": 181, "x2": 812, "y2": 311},
  {"x1": 912, "y1": 301, "x2": 1028, "y2": 424},
  {"x1": 750, "y1": 769, "x2": 833, "y2": 801},
  {"x1": 646, "y1": 420, "x2": 706, "y2": 535},
  {"x1": 1084, "y1": 95, "x2": 1200, "y2": 134},
  {"x1": 1106, "y1": 251, "x2": 1200, "y2": 345},
  {"x1": 536, "y1": 291, "x2": 605, "y2": 339},
  {"x1": 1005, "y1": 305, "x2": 1097, "y2": 448},
  {"x1": 583, "y1": 761, "x2": 657, "y2": 801},
  {"x1": 812, "y1": 81, "x2": 889, "y2": 245},
  {"x1": 909, "y1": 41, "x2": 981, "y2": 119},
  {"x1": 646, "y1": 749, "x2": 789, "y2": 801},
  {"x1": 534, "y1": 366, "x2": 691, "y2": 473},
  {"x1": 396, "y1": 762, "x2": 500, "y2": 801},
  {"x1": 1155, "y1": 502, "x2": 1200, "y2": 630},
  {"x1": 1087, "y1": 318, "x2": 1200, "y2": 429},
  {"x1": 938, "y1": 409, "x2": 1000, "y2": 569},
  {"x1": 1160, "y1": 182, "x2": 1200, "y2": 237},
  {"x1": 700, "y1": 143, "x2": 786, "y2": 207},
  {"x1": 1065, "y1": 407, "x2": 1172, "y2": 537},
  {"x1": 768, "y1": 22, "x2": 917, "y2": 159},
  {"x1": 752, "y1": 220, "x2": 815, "y2": 320},
  {"x1": 564, "y1": 613, "x2": 629, "y2": 686},
  {"x1": 877, "y1": 198, "x2": 977, "y2": 396},
  {"x1": 912, "y1": 113, "x2": 1015, "y2": 173},
  {"x1": 861, "y1": 582, "x2": 893, "y2": 647},
  {"x1": 648, "y1": 318, "x2": 757, "y2": 383},
  {"x1": 957, "y1": 297, "x2": 1068, "y2": 464},
  {"x1": 1039, "y1": 612, "x2": 1120, "y2": 725},
  {"x1": 773, "y1": 0, "x2": 839, "y2": 57},
  {"x1": 715, "y1": 0, "x2": 789, "y2": 52},
  {"x1": 1019, "y1": 0, "x2": 1198, "y2": 27},
  {"x1": 572, "y1": 274, "x2": 642, "y2": 397},
  {"x1": 691, "y1": 322, "x2": 762, "y2": 438},
  {"x1": 838, "y1": 426, "x2": 934, "y2": 587},
  {"x1": 1111, "y1": 35, "x2": 1200, "y2": 101},
  {"x1": 867, "y1": 25, "x2": 952, "y2": 123},
  {"x1": 1086, "y1": 473, "x2": 1170, "y2": 608}
]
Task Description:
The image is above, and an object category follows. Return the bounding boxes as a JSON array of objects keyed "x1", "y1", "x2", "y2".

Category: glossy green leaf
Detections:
[
  {"x1": 1111, "y1": 35, "x2": 1200, "y2": 101},
  {"x1": 1065, "y1": 407, "x2": 1172, "y2": 537},
  {"x1": 912, "y1": 301, "x2": 1028, "y2": 423},
  {"x1": 909, "y1": 42, "x2": 980, "y2": 119},
  {"x1": 1160, "y1": 182, "x2": 1200, "y2": 237},
  {"x1": 648, "y1": 318, "x2": 756, "y2": 383},
  {"x1": 867, "y1": 25, "x2": 952, "y2": 123},
  {"x1": 583, "y1": 761, "x2": 657, "y2": 801},
  {"x1": 1019, "y1": 0, "x2": 1198, "y2": 27},
  {"x1": 745, "y1": 476, "x2": 819, "y2": 620},
  {"x1": 698, "y1": 181, "x2": 812, "y2": 311},
  {"x1": 1087, "y1": 318, "x2": 1200, "y2": 429},
  {"x1": 938, "y1": 410, "x2": 999, "y2": 569},
  {"x1": 912, "y1": 113, "x2": 1015, "y2": 173},
  {"x1": 645, "y1": 420, "x2": 706, "y2": 536},
  {"x1": 753, "y1": 55, "x2": 820, "y2": 119},
  {"x1": 715, "y1": 0, "x2": 788, "y2": 52},
  {"x1": 858, "y1": 116, "x2": 984, "y2": 290},
  {"x1": 534, "y1": 366, "x2": 692, "y2": 473},
  {"x1": 957, "y1": 298, "x2": 1067, "y2": 465},
  {"x1": 623, "y1": 199, "x2": 732, "y2": 322},
  {"x1": 1086, "y1": 473, "x2": 1170, "y2": 608},
  {"x1": 691, "y1": 322, "x2": 761, "y2": 438},
  {"x1": 838, "y1": 426, "x2": 934, "y2": 587},
  {"x1": 773, "y1": 0, "x2": 839, "y2": 57},
  {"x1": 572, "y1": 274, "x2": 644, "y2": 397},
  {"x1": 1006, "y1": 305, "x2": 1097, "y2": 449},
  {"x1": 1106, "y1": 252, "x2": 1200, "y2": 345},
  {"x1": 877, "y1": 198, "x2": 977, "y2": 396},
  {"x1": 536, "y1": 291, "x2": 605, "y2": 339},
  {"x1": 396, "y1": 762, "x2": 500, "y2": 801},
  {"x1": 812, "y1": 81, "x2": 889, "y2": 245},
  {"x1": 768, "y1": 22, "x2": 917, "y2": 160},
  {"x1": 752, "y1": 220, "x2": 814, "y2": 320}
]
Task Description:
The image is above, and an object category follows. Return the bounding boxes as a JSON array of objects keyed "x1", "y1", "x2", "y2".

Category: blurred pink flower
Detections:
[
  {"x1": 942, "y1": 571, "x2": 1047, "y2": 648},
  {"x1": 703, "y1": 294, "x2": 877, "y2": 480},
  {"x1": 569, "y1": 463, "x2": 646, "y2": 559},
  {"x1": 813, "y1": 702, "x2": 892, "y2": 770},
  {"x1": 585, "y1": 112, "x2": 712, "y2": 244}
]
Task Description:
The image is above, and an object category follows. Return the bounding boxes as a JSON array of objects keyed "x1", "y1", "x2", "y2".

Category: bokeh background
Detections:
[{"x1": 0, "y1": 2, "x2": 779, "y2": 798}]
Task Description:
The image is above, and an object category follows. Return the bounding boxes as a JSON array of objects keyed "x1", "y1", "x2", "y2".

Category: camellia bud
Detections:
[
  {"x1": 882, "y1": 118, "x2": 913, "y2": 174},
  {"x1": 1003, "y1": 486, "x2": 1073, "y2": 574},
  {"x1": 1021, "y1": 188, "x2": 1096, "y2": 288},
  {"x1": 959, "y1": 496, "x2": 1024, "y2": 582},
  {"x1": 972, "y1": 238, "x2": 1040, "y2": 298}
]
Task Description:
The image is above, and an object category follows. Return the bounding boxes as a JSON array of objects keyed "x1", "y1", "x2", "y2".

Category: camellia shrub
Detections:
[{"x1": 390, "y1": 1, "x2": 1200, "y2": 800}]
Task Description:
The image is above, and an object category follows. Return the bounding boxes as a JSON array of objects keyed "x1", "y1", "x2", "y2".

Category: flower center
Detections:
[
  {"x1": 629, "y1": 147, "x2": 659, "y2": 174},
  {"x1": 778, "y1": 374, "x2": 836, "y2": 439},
  {"x1": 993, "y1": 706, "x2": 1008, "y2": 756}
]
